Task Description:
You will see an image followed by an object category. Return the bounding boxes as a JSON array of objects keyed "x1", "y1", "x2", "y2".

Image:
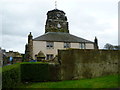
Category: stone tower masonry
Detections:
[
  {"x1": 25, "y1": 32, "x2": 33, "y2": 61},
  {"x1": 94, "y1": 36, "x2": 99, "y2": 49},
  {"x1": 45, "y1": 9, "x2": 69, "y2": 33}
]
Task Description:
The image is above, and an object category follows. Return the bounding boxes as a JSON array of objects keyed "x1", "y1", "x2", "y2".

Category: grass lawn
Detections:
[{"x1": 18, "y1": 75, "x2": 120, "y2": 88}]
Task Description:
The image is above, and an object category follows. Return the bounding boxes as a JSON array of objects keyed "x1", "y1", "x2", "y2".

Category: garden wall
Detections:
[{"x1": 58, "y1": 49, "x2": 119, "y2": 80}]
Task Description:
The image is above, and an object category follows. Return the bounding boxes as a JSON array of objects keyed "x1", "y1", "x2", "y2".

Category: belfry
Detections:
[{"x1": 45, "y1": 9, "x2": 69, "y2": 33}]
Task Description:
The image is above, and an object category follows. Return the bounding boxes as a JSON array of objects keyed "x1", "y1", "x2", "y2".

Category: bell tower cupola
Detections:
[{"x1": 45, "y1": 9, "x2": 69, "y2": 33}]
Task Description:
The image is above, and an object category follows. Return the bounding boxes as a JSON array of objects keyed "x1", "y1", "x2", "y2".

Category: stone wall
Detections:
[{"x1": 58, "y1": 49, "x2": 119, "y2": 80}]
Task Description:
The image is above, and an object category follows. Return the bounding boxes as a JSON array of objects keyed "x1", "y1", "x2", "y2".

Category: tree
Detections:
[
  {"x1": 104, "y1": 43, "x2": 114, "y2": 50},
  {"x1": 104, "y1": 43, "x2": 120, "y2": 50},
  {"x1": 114, "y1": 45, "x2": 120, "y2": 50}
]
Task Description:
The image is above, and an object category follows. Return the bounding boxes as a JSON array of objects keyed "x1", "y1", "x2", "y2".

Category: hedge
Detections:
[
  {"x1": 21, "y1": 62, "x2": 60, "y2": 82},
  {"x1": 2, "y1": 62, "x2": 61, "y2": 88},
  {"x1": 2, "y1": 64, "x2": 21, "y2": 88},
  {"x1": 21, "y1": 62, "x2": 49, "y2": 82},
  {"x1": 0, "y1": 67, "x2": 2, "y2": 89}
]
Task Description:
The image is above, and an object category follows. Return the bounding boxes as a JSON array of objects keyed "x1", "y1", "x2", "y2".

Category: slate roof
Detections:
[{"x1": 33, "y1": 32, "x2": 94, "y2": 43}]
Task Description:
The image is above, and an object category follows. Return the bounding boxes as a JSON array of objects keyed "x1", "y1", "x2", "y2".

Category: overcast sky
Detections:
[{"x1": 0, "y1": 0, "x2": 119, "y2": 53}]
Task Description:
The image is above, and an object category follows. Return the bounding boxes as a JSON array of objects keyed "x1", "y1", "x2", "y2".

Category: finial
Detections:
[
  {"x1": 94, "y1": 36, "x2": 99, "y2": 49},
  {"x1": 55, "y1": 0, "x2": 57, "y2": 9},
  {"x1": 28, "y1": 32, "x2": 32, "y2": 37},
  {"x1": 95, "y1": 36, "x2": 97, "y2": 39}
]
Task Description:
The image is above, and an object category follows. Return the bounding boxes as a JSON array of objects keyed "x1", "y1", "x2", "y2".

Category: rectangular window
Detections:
[
  {"x1": 64, "y1": 42, "x2": 71, "y2": 48},
  {"x1": 46, "y1": 42, "x2": 54, "y2": 49},
  {"x1": 80, "y1": 43, "x2": 86, "y2": 49},
  {"x1": 46, "y1": 54, "x2": 53, "y2": 60}
]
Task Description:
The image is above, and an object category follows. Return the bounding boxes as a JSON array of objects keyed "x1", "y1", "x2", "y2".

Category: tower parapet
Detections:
[{"x1": 45, "y1": 9, "x2": 69, "y2": 33}]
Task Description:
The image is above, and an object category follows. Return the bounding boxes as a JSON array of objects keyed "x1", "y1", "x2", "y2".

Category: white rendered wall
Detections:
[
  {"x1": 71, "y1": 43, "x2": 79, "y2": 48},
  {"x1": 33, "y1": 41, "x2": 94, "y2": 59},
  {"x1": 86, "y1": 43, "x2": 94, "y2": 49}
]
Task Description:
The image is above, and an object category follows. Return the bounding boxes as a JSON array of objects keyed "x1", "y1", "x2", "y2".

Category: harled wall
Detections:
[
  {"x1": 58, "y1": 49, "x2": 119, "y2": 80},
  {"x1": 33, "y1": 41, "x2": 94, "y2": 59}
]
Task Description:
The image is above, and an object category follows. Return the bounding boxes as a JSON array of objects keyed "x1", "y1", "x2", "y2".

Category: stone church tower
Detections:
[{"x1": 45, "y1": 9, "x2": 69, "y2": 33}]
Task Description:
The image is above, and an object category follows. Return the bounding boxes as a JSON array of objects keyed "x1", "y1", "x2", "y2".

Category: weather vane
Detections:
[{"x1": 55, "y1": 0, "x2": 57, "y2": 9}]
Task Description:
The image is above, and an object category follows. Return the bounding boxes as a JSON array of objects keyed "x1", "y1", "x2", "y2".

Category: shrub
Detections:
[
  {"x1": 2, "y1": 62, "x2": 61, "y2": 88},
  {"x1": 2, "y1": 64, "x2": 21, "y2": 88},
  {"x1": 21, "y1": 62, "x2": 61, "y2": 82},
  {"x1": 0, "y1": 67, "x2": 2, "y2": 89}
]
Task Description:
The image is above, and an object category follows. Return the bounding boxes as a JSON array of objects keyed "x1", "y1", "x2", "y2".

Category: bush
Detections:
[
  {"x1": 2, "y1": 62, "x2": 61, "y2": 88},
  {"x1": 21, "y1": 62, "x2": 61, "y2": 82},
  {"x1": 21, "y1": 62, "x2": 49, "y2": 82},
  {"x1": 2, "y1": 64, "x2": 21, "y2": 88},
  {"x1": 0, "y1": 67, "x2": 2, "y2": 89}
]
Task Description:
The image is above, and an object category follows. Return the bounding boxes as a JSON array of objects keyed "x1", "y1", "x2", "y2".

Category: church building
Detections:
[{"x1": 25, "y1": 8, "x2": 98, "y2": 61}]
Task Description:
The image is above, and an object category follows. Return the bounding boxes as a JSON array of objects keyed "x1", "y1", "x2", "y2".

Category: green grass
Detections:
[{"x1": 18, "y1": 75, "x2": 119, "y2": 88}]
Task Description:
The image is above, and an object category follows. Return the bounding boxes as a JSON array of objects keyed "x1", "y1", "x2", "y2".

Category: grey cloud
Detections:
[
  {"x1": 0, "y1": 0, "x2": 118, "y2": 53},
  {"x1": 2, "y1": 2, "x2": 48, "y2": 37},
  {"x1": 2, "y1": 35, "x2": 27, "y2": 52}
]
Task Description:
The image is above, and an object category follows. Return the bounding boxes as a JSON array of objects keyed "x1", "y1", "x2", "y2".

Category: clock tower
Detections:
[{"x1": 45, "y1": 9, "x2": 69, "y2": 33}]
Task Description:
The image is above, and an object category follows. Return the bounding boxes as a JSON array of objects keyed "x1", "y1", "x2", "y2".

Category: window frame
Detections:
[
  {"x1": 80, "y1": 43, "x2": 86, "y2": 49},
  {"x1": 64, "y1": 42, "x2": 71, "y2": 48},
  {"x1": 46, "y1": 54, "x2": 54, "y2": 60},
  {"x1": 46, "y1": 41, "x2": 54, "y2": 49}
]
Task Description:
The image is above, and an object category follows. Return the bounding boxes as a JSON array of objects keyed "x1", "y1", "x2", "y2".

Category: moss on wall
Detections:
[{"x1": 58, "y1": 49, "x2": 119, "y2": 80}]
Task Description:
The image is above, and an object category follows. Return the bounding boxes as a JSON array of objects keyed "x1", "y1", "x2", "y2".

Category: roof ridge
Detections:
[{"x1": 33, "y1": 32, "x2": 93, "y2": 43}]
